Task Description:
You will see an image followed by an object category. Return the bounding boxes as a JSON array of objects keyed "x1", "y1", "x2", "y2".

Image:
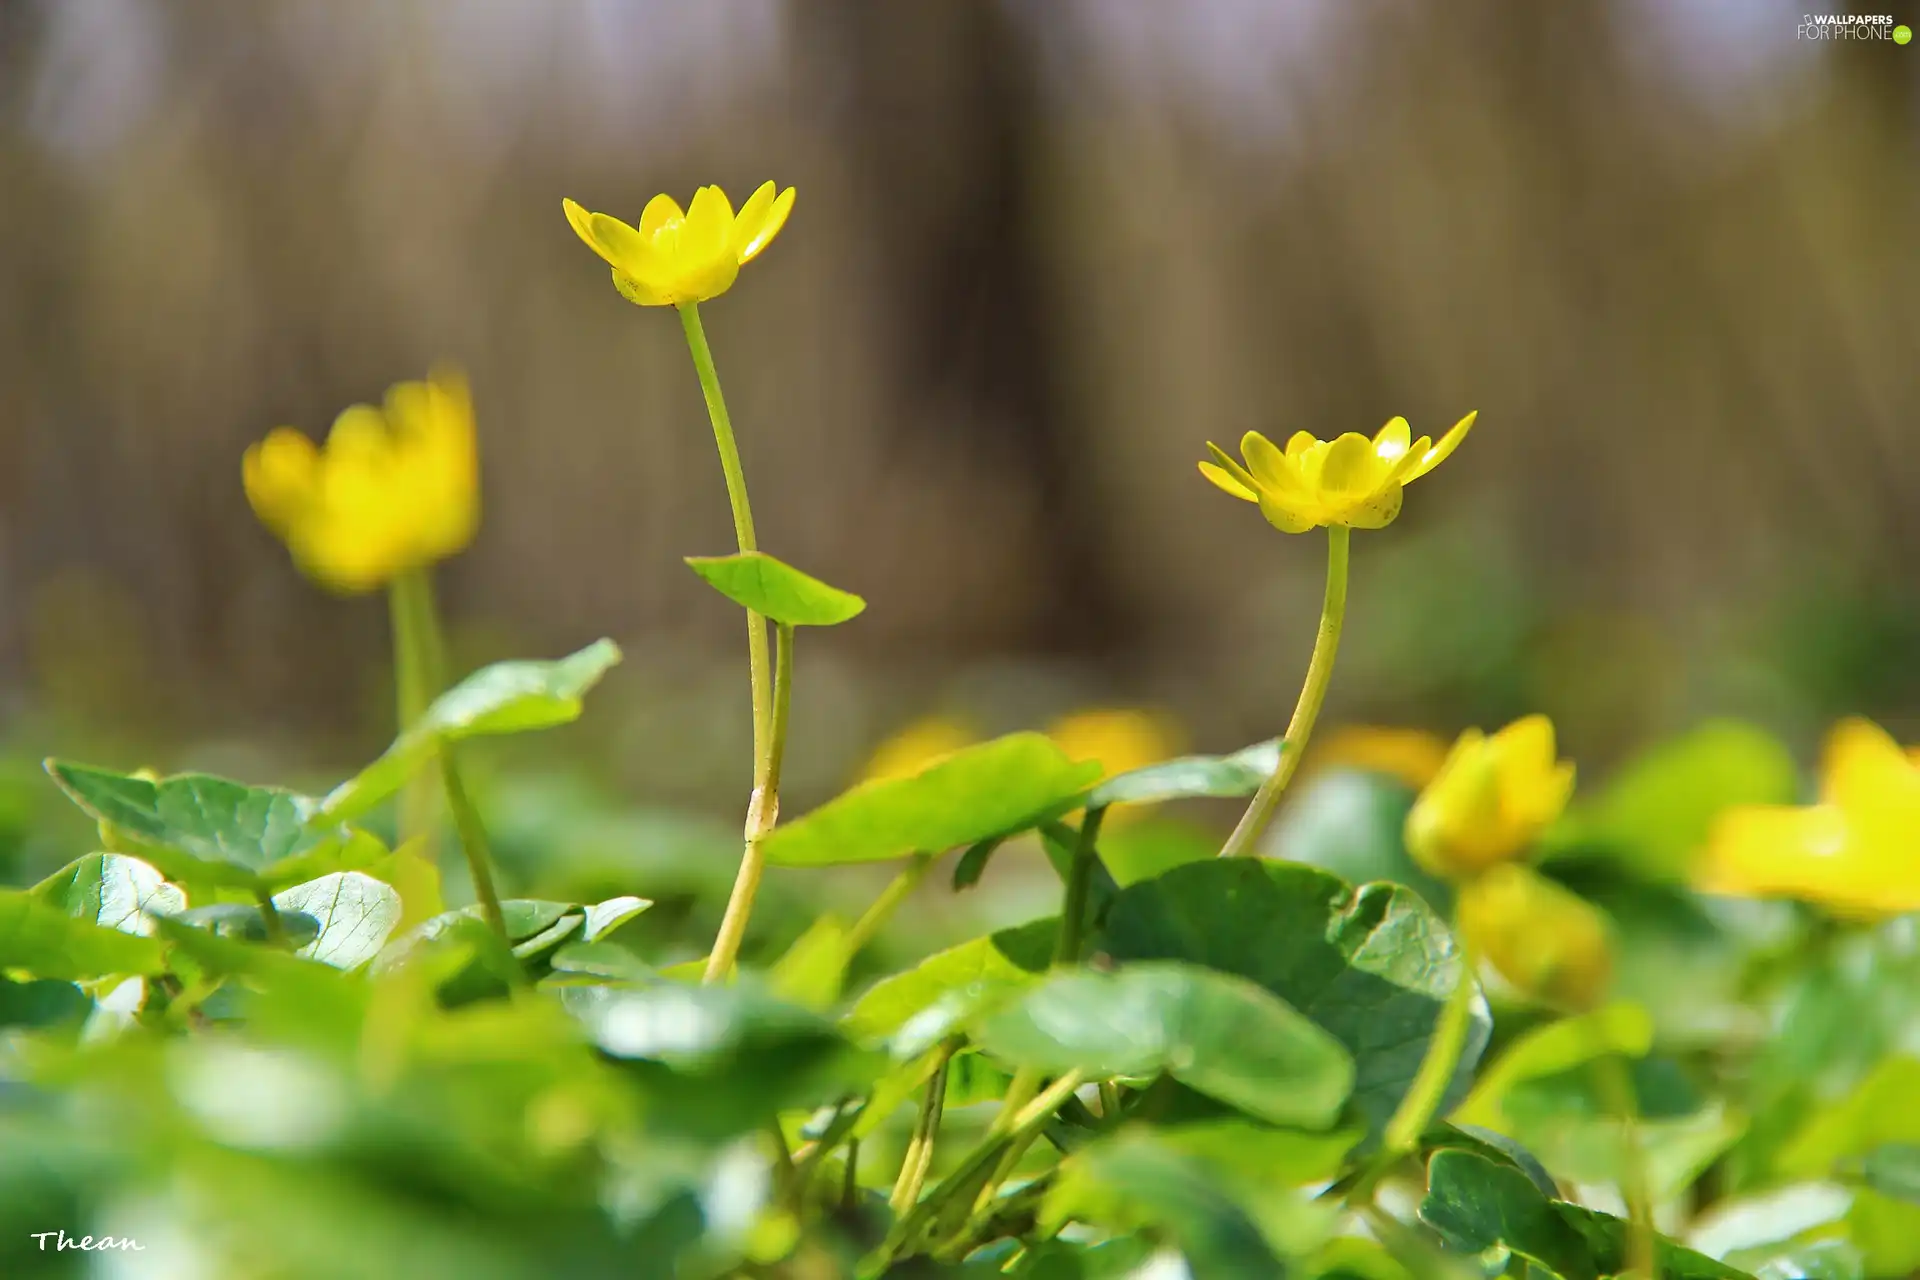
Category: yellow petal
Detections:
[
  {"x1": 562, "y1": 198, "x2": 618, "y2": 265},
  {"x1": 324, "y1": 404, "x2": 393, "y2": 460},
  {"x1": 1198, "y1": 460, "x2": 1257, "y2": 502},
  {"x1": 589, "y1": 213, "x2": 660, "y2": 280},
  {"x1": 1694, "y1": 803, "x2": 1902, "y2": 915},
  {"x1": 1303, "y1": 432, "x2": 1384, "y2": 498},
  {"x1": 639, "y1": 193, "x2": 685, "y2": 238},
  {"x1": 1241, "y1": 432, "x2": 1313, "y2": 502},
  {"x1": 243, "y1": 428, "x2": 319, "y2": 533},
  {"x1": 612, "y1": 267, "x2": 668, "y2": 306},
  {"x1": 1404, "y1": 410, "x2": 1476, "y2": 482},
  {"x1": 737, "y1": 185, "x2": 795, "y2": 263},
  {"x1": 1372, "y1": 416, "x2": 1411, "y2": 463},
  {"x1": 1204, "y1": 441, "x2": 1260, "y2": 492},
  {"x1": 1285, "y1": 430, "x2": 1318, "y2": 460},
  {"x1": 1821, "y1": 717, "x2": 1918, "y2": 812},
  {"x1": 1256, "y1": 489, "x2": 1319, "y2": 534},
  {"x1": 682, "y1": 185, "x2": 734, "y2": 262},
  {"x1": 1338, "y1": 481, "x2": 1404, "y2": 529}
]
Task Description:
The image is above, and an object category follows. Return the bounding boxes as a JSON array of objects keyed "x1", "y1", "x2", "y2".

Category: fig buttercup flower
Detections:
[
  {"x1": 1046, "y1": 708, "x2": 1184, "y2": 781},
  {"x1": 1313, "y1": 725, "x2": 1453, "y2": 791},
  {"x1": 562, "y1": 182, "x2": 795, "y2": 307},
  {"x1": 243, "y1": 369, "x2": 478, "y2": 594},
  {"x1": 1458, "y1": 863, "x2": 1614, "y2": 1012},
  {"x1": 1697, "y1": 718, "x2": 1920, "y2": 918},
  {"x1": 1405, "y1": 715, "x2": 1576, "y2": 879},
  {"x1": 1199, "y1": 412, "x2": 1475, "y2": 533}
]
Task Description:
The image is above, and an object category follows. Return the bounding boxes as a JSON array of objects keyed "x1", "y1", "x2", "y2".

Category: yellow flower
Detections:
[
  {"x1": 1697, "y1": 718, "x2": 1920, "y2": 918},
  {"x1": 1404, "y1": 715, "x2": 1575, "y2": 879},
  {"x1": 1458, "y1": 864, "x2": 1614, "y2": 1012},
  {"x1": 1045, "y1": 708, "x2": 1184, "y2": 780},
  {"x1": 1313, "y1": 725, "x2": 1453, "y2": 791},
  {"x1": 243, "y1": 369, "x2": 478, "y2": 594},
  {"x1": 562, "y1": 182, "x2": 795, "y2": 307},
  {"x1": 859, "y1": 715, "x2": 978, "y2": 784},
  {"x1": 1198, "y1": 412, "x2": 1476, "y2": 533}
]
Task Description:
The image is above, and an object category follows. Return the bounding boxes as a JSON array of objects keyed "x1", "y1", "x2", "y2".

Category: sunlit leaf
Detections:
[{"x1": 684, "y1": 551, "x2": 866, "y2": 627}]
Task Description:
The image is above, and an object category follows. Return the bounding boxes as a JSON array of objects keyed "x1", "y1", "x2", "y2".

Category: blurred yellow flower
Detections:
[
  {"x1": 1198, "y1": 412, "x2": 1475, "y2": 533},
  {"x1": 243, "y1": 369, "x2": 478, "y2": 594},
  {"x1": 1313, "y1": 725, "x2": 1452, "y2": 790},
  {"x1": 1405, "y1": 715, "x2": 1575, "y2": 880},
  {"x1": 1046, "y1": 708, "x2": 1184, "y2": 780},
  {"x1": 1458, "y1": 863, "x2": 1614, "y2": 1012},
  {"x1": 562, "y1": 182, "x2": 795, "y2": 307},
  {"x1": 859, "y1": 715, "x2": 978, "y2": 784},
  {"x1": 1697, "y1": 718, "x2": 1920, "y2": 918}
]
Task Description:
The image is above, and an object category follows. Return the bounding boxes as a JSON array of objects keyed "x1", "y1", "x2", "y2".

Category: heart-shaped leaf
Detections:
[
  {"x1": 684, "y1": 551, "x2": 866, "y2": 627},
  {"x1": 844, "y1": 917, "x2": 1055, "y2": 1054},
  {"x1": 32, "y1": 853, "x2": 184, "y2": 934},
  {"x1": 272, "y1": 872, "x2": 403, "y2": 970},
  {"x1": 974, "y1": 961, "x2": 1353, "y2": 1129},
  {"x1": 1100, "y1": 859, "x2": 1488, "y2": 1140},
  {"x1": 762, "y1": 732, "x2": 1102, "y2": 866},
  {"x1": 319, "y1": 640, "x2": 621, "y2": 824}
]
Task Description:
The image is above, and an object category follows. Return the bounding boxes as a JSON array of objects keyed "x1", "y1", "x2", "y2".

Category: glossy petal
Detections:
[
  {"x1": 736, "y1": 185, "x2": 795, "y2": 263},
  {"x1": 1305, "y1": 433, "x2": 1384, "y2": 499},
  {"x1": 1338, "y1": 481, "x2": 1404, "y2": 529},
  {"x1": 681, "y1": 185, "x2": 734, "y2": 264},
  {"x1": 1285, "y1": 430, "x2": 1317, "y2": 460},
  {"x1": 1256, "y1": 489, "x2": 1319, "y2": 534},
  {"x1": 1372, "y1": 416, "x2": 1412, "y2": 463},
  {"x1": 1820, "y1": 718, "x2": 1919, "y2": 812},
  {"x1": 611, "y1": 267, "x2": 667, "y2": 306},
  {"x1": 1198, "y1": 460, "x2": 1258, "y2": 502},
  {"x1": 1204, "y1": 441, "x2": 1259, "y2": 493},
  {"x1": 1404, "y1": 410, "x2": 1477, "y2": 482},
  {"x1": 1241, "y1": 431, "x2": 1311, "y2": 500},
  {"x1": 242, "y1": 428, "x2": 319, "y2": 533}
]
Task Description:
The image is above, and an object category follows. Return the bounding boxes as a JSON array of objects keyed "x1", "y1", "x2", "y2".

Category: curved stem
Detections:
[
  {"x1": 391, "y1": 570, "x2": 508, "y2": 945},
  {"x1": 255, "y1": 892, "x2": 290, "y2": 947},
  {"x1": 705, "y1": 622, "x2": 793, "y2": 983},
  {"x1": 1054, "y1": 807, "x2": 1108, "y2": 966},
  {"x1": 1218, "y1": 525, "x2": 1351, "y2": 858},
  {"x1": 845, "y1": 853, "x2": 934, "y2": 957},
  {"x1": 891, "y1": 1041, "x2": 957, "y2": 1213},
  {"x1": 679, "y1": 302, "x2": 785, "y2": 984},
  {"x1": 1383, "y1": 930, "x2": 1479, "y2": 1155}
]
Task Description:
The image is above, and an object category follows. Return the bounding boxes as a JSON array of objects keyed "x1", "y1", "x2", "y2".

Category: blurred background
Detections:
[{"x1": 1, "y1": 0, "x2": 1917, "y2": 940}]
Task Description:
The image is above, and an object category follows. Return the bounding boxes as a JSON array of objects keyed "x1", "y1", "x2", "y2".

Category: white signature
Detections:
[{"x1": 30, "y1": 1230, "x2": 145, "y2": 1252}]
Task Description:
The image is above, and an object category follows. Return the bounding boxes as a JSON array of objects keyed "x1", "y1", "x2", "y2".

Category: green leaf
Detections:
[
  {"x1": 546, "y1": 940, "x2": 656, "y2": 983},
  {"x1": 770, "y1": 915, "x2": 853, "y2": 1011},
  {"x1": 581, "y1": 895, "x2": 652, "y2": 941},
  {"x1": 1154, "y1": 1120, "x2": 1361, "y2": 1186},
  {"x1": 43, "y1": 761, "x2": 351, "y2": 889},
  {"x1": 1544, "y1": 720, "x2": 1799, "y2": 881},
  {"x1": 761, "y1": 732, "x2": 1102, "y2": 866},
  {"x1": 1042, "y1": 1131, "x2": 1287, "y2": 1276},
  {"x1": 1100, "y1": 860, "x2": 1488, "y2": 1140},
  {"x1": 1456, "y1": 1001, "x2": 1652, "y2": 1129},
  {"x1": 319, "y1": 640, "x2": 622, "y2": 824},
  {"x1": 0, "y1": 888, "x2": 166, "y2": 979},
  {"x1": 1420, "y1": 1149, "x2": 1752, "y2": 1280},
  {"x1": 0, "y1": 976, "x2": 91, "y2": 1029},
  {"x1": 176, "y1": 903, "x2": 323, "y2": 948},
  {"x1": 1088, "y1": 738, "x2": 1281, "y2": 808},
  {"x1": 1855, "y1": 1144, "x2": 1920, "y2": 1205},
  {"x1": 272, "y1": 872, "x2": 403, "y2": 970},
  {"x1": 511, "y1": 910, "x2": 583, "y2": 959},
  {"x1": 32, "y1": 852, "x2": 184, "y2": 932},
  {"x1": 844, "y1": 917, "x2": 1054, "y2": 1053},
  {"x1": 976, "y1": 962, "x2": 1354, "y2": 1130},
  {"x1": 683, "y1": 550, "x2": 866, "y2": 627}
]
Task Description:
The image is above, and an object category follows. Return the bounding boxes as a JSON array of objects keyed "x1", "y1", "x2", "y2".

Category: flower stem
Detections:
[
  {"x1": 891, "y1": 1041, "x2": 957, "y2": 1213},
  {"x1": 389, "y1": 569, "x2": 508, "y2": 944},
  {"x1": 1055, "y1": 807, "x2": 1108, "y2": 966},
  {"x1": 1383, "y1": 929, "x2": 1479, "y2": 1155},
  {"x1": 1219, "y1": 524, "x2": 1350, "y2": 858},
  {"x1": 678, "y1": 301, "x2": 784, "y2": 984},
  {"x1": 255, "y1": 892, "x2": 290, "y2": 947},
  {"x1": 845, "y1": 853, "x2": 934, "y2": 957},
  {"x1": 1594, "y1": 1051, "x2": 1658, "y2": 1278},
  {"x1": 704, "y1": 622, "x2": 793, "y2": 983}
]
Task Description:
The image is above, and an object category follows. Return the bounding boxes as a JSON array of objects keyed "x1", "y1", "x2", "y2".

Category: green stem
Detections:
[
  {"x1": 1219, "y1": 524, "x2": 1351, "y2": 858},
  {"x1": 1054, "y1": 807, "x2": 1108, "y2": 966},
  {"x1": 679, "y1": 301, "x2": 784, "y2": 984},
  {"x1": 390, "y1": 570, "x2": 508, "y2": 945},
  {"x1": 1382, "y1": 929, "x2": 1479, "y2": 1156},
  {"x1": 704, "y1": 622, "x2": 793, "y2": 983},
  {"x1": 255, "y1": 892, "x2": 289, "y2": 947},
  {"x1": 863, "y1": 1071, "x2": 1085, "y2": 1276},
  {"x1": 891, "y1": 1042, "x2": 956, "y2": 1213},
  {"x1": 439, "y1": 747, "x2": 509, "y2": 945},
  {"x1": 845, "y1": 853, "x2": 934, "y2": 957},
  {"x1": 1594, "y1": 1052, "x2": 1657, "y2": 1279},
  {"x1": 387, "y1": 570, "x2": 442, "y2": 858}
]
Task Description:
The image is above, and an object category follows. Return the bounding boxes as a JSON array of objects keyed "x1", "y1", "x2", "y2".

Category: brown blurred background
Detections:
[{"x1": 2, "y1": 0, "x2": 1918, "y2": 815}]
